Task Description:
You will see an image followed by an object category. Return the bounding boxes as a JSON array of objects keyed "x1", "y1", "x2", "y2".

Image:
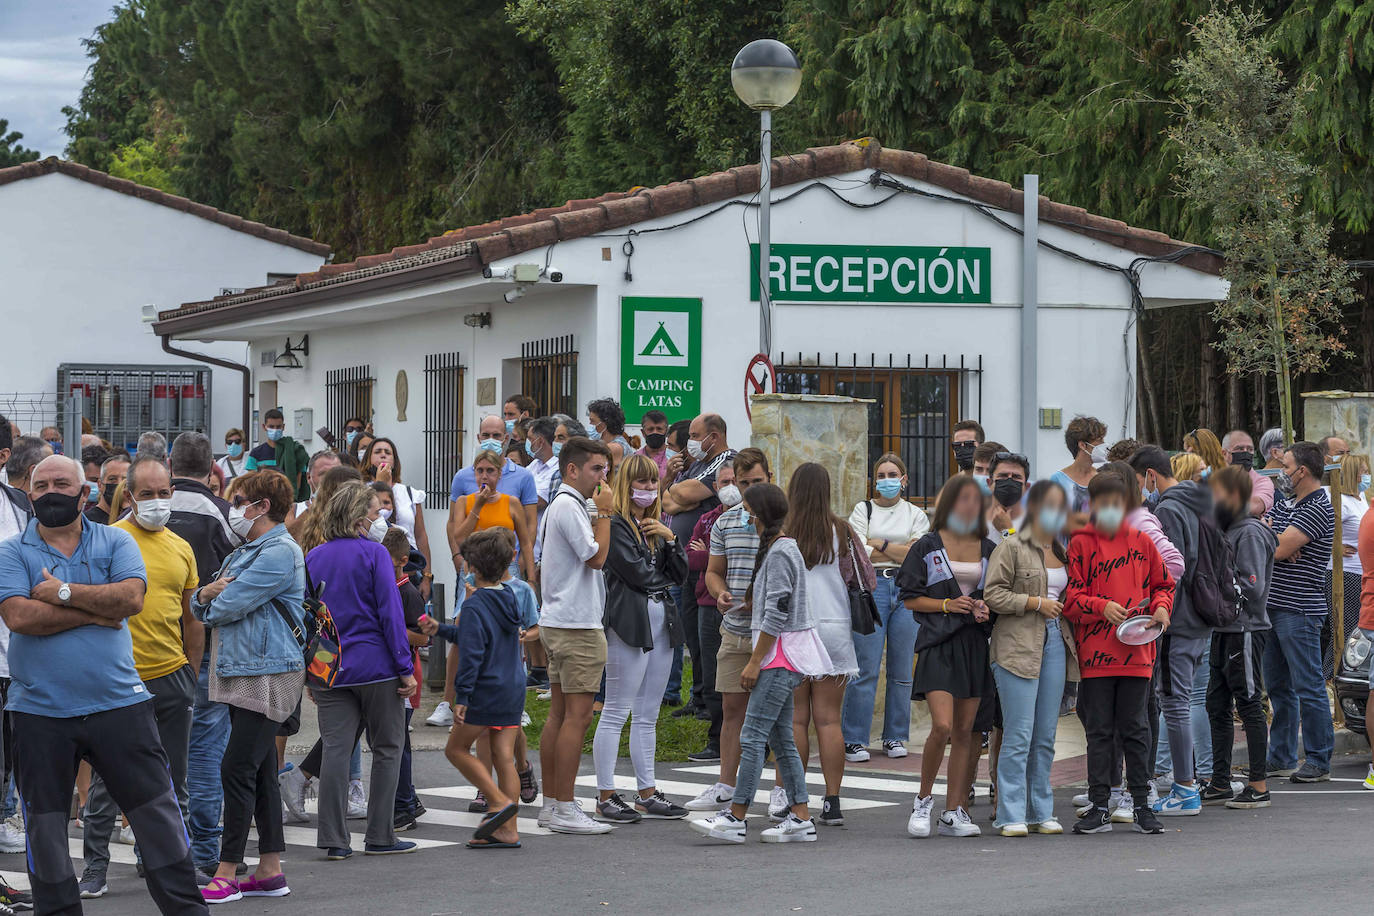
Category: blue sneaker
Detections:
[{"x1": 1151, "y1": 783, "x2": 1201, "y2": 817}]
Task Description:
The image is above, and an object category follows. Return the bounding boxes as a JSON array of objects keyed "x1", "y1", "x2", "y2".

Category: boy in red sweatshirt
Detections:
[{"x1": 1063, "y1": 472, "x2": 1174, "y2": 835}]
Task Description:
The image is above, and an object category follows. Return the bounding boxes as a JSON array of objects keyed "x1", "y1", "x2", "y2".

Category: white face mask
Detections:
[
  {"x1": 1088, "y1": 442, "x2": 1109, "y2": 466},
  {"x1": 134, "y1": 497, "x2": 172, "y2": 531},
  {"x1": 379, "y1": 508, "x2": 393, "y2": 521},
  {"x1": 366, "y1": 516, "x2": 388, "y2": 543},
  {"x1": 686, "y1": 438, "x2": 706, "y2": 460},
  {"x1": 717, "y1": 484, "x2": 742, "y2": 507},
  {"x1": 227, "y1": 501, "x2": 260, "y2": 540}
]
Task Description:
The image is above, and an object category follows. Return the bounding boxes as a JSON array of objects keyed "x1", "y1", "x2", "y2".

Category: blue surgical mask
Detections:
[
  {"x1": 1094, "y1": 505, "x2": 1125, "y2": 534},
  {"x1": 266, "y1": 428, "x2": 284, "y2": 442},
  {"x1": 552, "y1": 441, "x2": 563, "y2": 457},
  {"x1": 738, "y1": 507, "x2": 751, "y2": 526},
  {"x1": 525, "y1": 439, "x2": 537, "y2": 459},
  {"x1": 345, "y1": 430, "x2": 359, "y2": 446},
  {"x1": 946, "y1": 513, "x2": 979, "y2": 536},
  {"x1": 86, "y1": 486, "x2": 99, "y2": 505},
  {"x1": 226, "y1": 442, "x2": 243, "y2": 458},
  {"x1": 1362, "y1": 474, "x2": 1371, "y2": 494},
  {"x1": 587, "y1": 428, "x2": 601, "y2": 441},
  {"x1": 1037, "y1": 507, "x2": 1066, "y2": 537},
  {"x1": 974, "y1": 475, "x2": 991, "y2": 495},
  {"x1": 477, "y1": 439, "x2": 503, "y2": 455},
  {"x1": 47, "y1": 440, "x2": 63, "y2": 455},
  {"x1": 505, "y1": 419, "x2": 516, "y2": 434},
  {"x1": 874, "y1": 478, "x2": 904, "y2": 499}
]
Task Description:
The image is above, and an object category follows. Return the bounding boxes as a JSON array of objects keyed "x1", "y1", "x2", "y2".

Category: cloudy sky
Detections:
[{"x1": 0, "y1": 0, "x2": 118, "y2": 157}]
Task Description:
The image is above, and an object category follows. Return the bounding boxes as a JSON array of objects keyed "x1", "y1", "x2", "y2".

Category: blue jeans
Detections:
[
  {"x1": 733, "y1": 666, "x2": 809, "y2": 810},
  {"x1": 841, "y1": 575, "x2": 918, "y2": 744},
  {"x1": 991, "y1": 619, "x2": 1066, "y2": 826},
  {"x1": 188, "y1": 657, "x2": 231, "y2": 868},
  {"x1": 663, "y1": 585, "x2": 684, "y2": 702},
  {"x1": 1153, "y1": 639, "x2": 1213, "y2": 780},
  {"x1": 1264, "y1": 612, "x2": 1334, "y2": 770}
]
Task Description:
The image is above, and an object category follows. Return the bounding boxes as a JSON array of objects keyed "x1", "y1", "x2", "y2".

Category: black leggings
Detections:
[
  {"x1": 220, "y1": 707, "x2": 284, "y2": 864},
  {"x1": 1207, "y1": 631, "x2": 1269, "y2": 783}
]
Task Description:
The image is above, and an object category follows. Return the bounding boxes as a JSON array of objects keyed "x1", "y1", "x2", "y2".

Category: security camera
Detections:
[
  {"x1": 546, "y1": 266, "x2": 564, "y2": 283},
  {"x1": 503, "y1": 287, "x2": 526, "y2": 304}
]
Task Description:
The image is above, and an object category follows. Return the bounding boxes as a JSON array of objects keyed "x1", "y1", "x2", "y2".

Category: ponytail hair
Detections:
[{"x1": 741, "y1": 482, "x2": 789, "y2": 607}]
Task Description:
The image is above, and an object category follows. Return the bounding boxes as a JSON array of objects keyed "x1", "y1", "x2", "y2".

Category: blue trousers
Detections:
[
  {"x1": 188, "y1": 657, "x2": 230, "y2": 869},
  {"x1": 840, "y1": 575, "x2": 918, "y2": 745},
  {"x1": 1263, "y1": 612, "x2": 1333, "y2": 770},
  {"x1": 732, "y1": 666, "x2": 809, "y2": 811},
  {"x1": 992, "y1": 619, "x2": 1066, "y2": 826}
]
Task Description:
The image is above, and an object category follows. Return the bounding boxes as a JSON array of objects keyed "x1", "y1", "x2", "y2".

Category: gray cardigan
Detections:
[
  {"x1": 749, "y1": 538, "x2": 815, "y2": 638},
  {"x1": 1221, "y1": 516, "x2": 1277, "y2": 633}
]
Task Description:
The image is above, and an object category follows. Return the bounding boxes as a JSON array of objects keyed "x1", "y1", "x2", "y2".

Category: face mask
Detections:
[
  {"x1": 134, "y1": 497, "x2": 172, "y2": 531},
  {"x1": 717, "y1": 484, "x2": 743, "y2": 507},
  {"x1": 1200, "y1": 467, "x2": 1211, "y2": 480},
  {"x1": 525, "y1": 439, "x2": 537, "y2": 459},
  {"x1": 102, "y1": 482, "x2": 119, "y2": 506},
  {"x1": 227, "y1": 501, "x2": 261, "y2": 539},
  {"x1": 644, "y1": 433, "x2": 666, "y2": 451},
  {"x1": 379, "y1": 508, "x2": 393, "y2": 521},
  {"x1": 946, "y1": 513, "x2": 978, "y2": 536},
  {"x1": 33, "y1": 491, "x2": 84, "y2": 528},
  {"x1": 686, "y1": 438, "x2": 706, "y2": 460},
  {"x1": 952, "y1": 441, "x2": 976, "y2": 470},
  {"x1": 226, "y1": 442, "x2": 243, "y2": 458},
  {"x1": 1362, "y1": 474, "x2": 1371, "y2": 494},
  {"x1": 1088, "y1": 442, "x2": 1109, "y2": 465},
  {"x1": 993, "y1": 478, "x2": 1024, "y2": 508},
  {"x1": 1230, "y1": 450, "x2": 1254, "y2": 471},
  {"x1": 1143, "y1": 490, "x2": 1161, "y2": 510},
  {"x1": 738, "y1": 507, "x2": 751, "y2": 526},
  {"x1": 345, "y1": 430, "x2": 359, "y2": 447},
  {"x1": 974, "y1": 475, "x2": 991, "y2": 496},
  {"x1": 1214, "y1": 503, "x2": 1237, "y2": 531},
  {"x1": 1037, "y1": 507, "x2": 1066, "y2": 537},
  {"x1": 1094, "y1": 504, "x2": 1125, "y2": 534},
  {"x1": 477, "y1": 439, "x2": 504, "y2": 455},
  {"x1": 551, "y1": 441, "x2": 563, "y2": 458},
  {"x1": 266, "y1": 428, "x2": 284, "y2": 442},
  {"x1": 504, "y1": 419, "x2": 516, "y2": 434},
  {"x1": 875, "y1": 478, "x2": 904, "y2": 499},
  {"x1": 587, "y1": 428, "x2": 601, "y2": 441},
  {"x1": 366, "y1": 516, "x2": 389, "y2": 543},
  {"x1": 86, "y1": 486, "x2": 99, "y2": 505},
  {"x1": 630, "y1": 488, "x2": 658, "y2": 508},
  {"x1": 46, "y1": 440, "x2": 63, "y2": 455},
  {"x1": 1275, "y1": 471, "x2": 1296, "y2": 498}
]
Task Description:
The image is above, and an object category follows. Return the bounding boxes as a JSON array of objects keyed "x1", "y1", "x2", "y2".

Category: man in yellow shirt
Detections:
[{"x1": 79, "y1": 456, "x2": 203, "y2": 898}]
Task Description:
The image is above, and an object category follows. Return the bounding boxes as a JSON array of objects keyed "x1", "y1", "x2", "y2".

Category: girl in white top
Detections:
[
  {"x1": 841, "y1": 454, "x2": 930, "y2": 761},
  {"x1": 1327, "y1": 453, "x2": 1370, "y2": 577},
  {"x1": 363, "y1": 437, "x2": 433, "y2": 598}
]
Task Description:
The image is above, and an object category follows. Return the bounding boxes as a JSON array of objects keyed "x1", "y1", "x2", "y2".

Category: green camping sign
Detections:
[{"x1": 620, "y1": 297, "x2": 701, "y2": 422}]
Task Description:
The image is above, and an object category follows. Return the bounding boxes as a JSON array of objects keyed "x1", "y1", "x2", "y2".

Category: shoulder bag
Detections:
[{"x1": 844, "y1": 530, "x2": 880, "y2": 635}]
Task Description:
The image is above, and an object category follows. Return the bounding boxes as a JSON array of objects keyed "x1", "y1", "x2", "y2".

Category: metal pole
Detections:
[
  {"x1": 759, "y1": 108, "x2": 772, "y2": 355},
  {"x1": 1020, "y1": 175, "x2": 1039, "y2": 464},
  {"x1": 1331, "y1": 465, "x2": 1346, "y2": 726},
  {"x1": 62, "y1": 395, "x2": 82, "y2": 456}
]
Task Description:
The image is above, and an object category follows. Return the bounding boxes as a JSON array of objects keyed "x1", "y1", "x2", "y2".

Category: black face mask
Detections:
[
  {"x1": 1214, "y1": 503, "x2": 1240, "y2": 531},
  {"x1": 102, "y1": 482, "x2": 119, "y2": 506},
  {"x1": 33, "y1": 491, "x2": 84, "y2": 528},
  {"x1": 993, "y1": 478, "x2": 1024, "y2": 508},
  {"x1": 1230, "y1": 451, "x2": 1254, "y2": 471},
  {"x1": 644, "y1": 433, "x2": 666, "y2": 451},
  {"x1": 953, "y1": 441, "x2": 976, "y2": 470}
]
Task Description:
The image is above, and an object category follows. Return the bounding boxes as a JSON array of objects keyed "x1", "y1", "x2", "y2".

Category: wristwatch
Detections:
[{"x1": 57, "y1": 582, "x2": 72, "y2": 605}]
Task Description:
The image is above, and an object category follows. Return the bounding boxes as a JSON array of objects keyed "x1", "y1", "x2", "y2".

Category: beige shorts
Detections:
[
  {"x1": 539, "y1": 626, "x2": 607, "y2": 695},
  {"x1": 715, "y1": 628, "x2": 754, "y2": 695}
]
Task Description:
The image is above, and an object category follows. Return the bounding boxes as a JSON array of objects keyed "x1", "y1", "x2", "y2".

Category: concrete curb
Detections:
[{"x1": 1335, "y1": 727, "x2": 1370, "y2": 758}]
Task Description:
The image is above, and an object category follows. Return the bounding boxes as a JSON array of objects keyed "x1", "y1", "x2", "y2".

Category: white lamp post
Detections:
[{"x1": 732, "y1": 39, "x2": 802, "y2": 356}]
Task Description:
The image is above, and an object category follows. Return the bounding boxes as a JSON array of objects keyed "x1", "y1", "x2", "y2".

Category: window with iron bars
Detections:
[
  {"x1": 774, "y1": 353, "x2": 982, "y2": 505},
  {"x1": 423, "y1": 352, "x2": 465, "y2": 509},
  {"x1": 325, "y1": 365, "x2": 374, "y2": 444},
  {"x1": 521, "y1": 335, "x2": 578, "y2": 418}
]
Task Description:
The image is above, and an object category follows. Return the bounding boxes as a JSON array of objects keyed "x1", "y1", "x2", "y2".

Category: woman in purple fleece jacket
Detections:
[{"x1": 305, "y1": 482, "x2": 418, "y2": 858}]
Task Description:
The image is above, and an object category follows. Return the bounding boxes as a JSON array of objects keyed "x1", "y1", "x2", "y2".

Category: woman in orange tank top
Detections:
[{"x1": 449, "y1": 450, "x2": 536, "y2": 581}]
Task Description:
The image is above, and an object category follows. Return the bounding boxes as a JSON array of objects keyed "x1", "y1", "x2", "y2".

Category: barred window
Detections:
[
  {"x1": 325, "y1": 365, "x2": 374, "y2": 443},
  {"x1": 423, "y1": 352, "x2": 465, "y2": 508},
  {"x1": 521, "y1": 335, "x2": 578, "y2": 418}
]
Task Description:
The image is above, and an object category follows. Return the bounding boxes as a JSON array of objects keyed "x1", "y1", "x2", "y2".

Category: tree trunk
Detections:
[
  {"x1": 1226, "y1": 371, "x2": 1244, "y2": 433},
  {"x1": 1137, "y1": 316, "x2": 1162, "y2": 444},
  {"x1": 1199, "y1": 311, "x2": 1218, "y2": 430},
  {"x1": 1270, "y1": 266, "x2": 1295, "y2": 445}
]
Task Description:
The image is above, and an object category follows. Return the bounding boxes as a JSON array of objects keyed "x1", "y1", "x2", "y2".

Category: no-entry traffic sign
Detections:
[{"x1": 744, "y1": 353, "x2": 775, "y2": 419}]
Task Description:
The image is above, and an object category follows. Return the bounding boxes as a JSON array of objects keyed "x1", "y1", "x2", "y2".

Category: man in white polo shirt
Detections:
[{"x1": 537, "y1": 437, "x2": 614, "y2": 835}]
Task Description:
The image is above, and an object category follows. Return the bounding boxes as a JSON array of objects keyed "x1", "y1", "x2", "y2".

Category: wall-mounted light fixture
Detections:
[{"x1": 464, "y1": 311, "x2": 493, "y2": 328}]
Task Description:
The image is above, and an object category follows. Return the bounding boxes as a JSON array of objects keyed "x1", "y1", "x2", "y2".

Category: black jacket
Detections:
[
  {"x1": 602, "y1": 516, "x2": 689, "y2": 651},
  {"x1": 169, "y1": 478, "x2": 235, "y2": 587},
  {"x1": 897, "y1": 530, "x2": 996, "y2": 652}
]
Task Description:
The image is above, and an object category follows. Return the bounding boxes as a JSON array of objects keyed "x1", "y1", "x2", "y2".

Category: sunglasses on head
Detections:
[{"x1": 993, "y1": 451, "x2": 1028, "y2": 465}]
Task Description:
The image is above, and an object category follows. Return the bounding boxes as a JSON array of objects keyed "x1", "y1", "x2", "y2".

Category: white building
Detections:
[
  {"x1": 0, "y1": 158, "x2": 329, "y2": 448},
  {"x1": 154, "y1": 139, "x2": 1225, "y2": 601}
]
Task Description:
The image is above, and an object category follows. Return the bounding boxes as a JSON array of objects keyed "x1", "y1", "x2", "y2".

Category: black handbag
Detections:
[{"x1": 845, "y1": 532, "x2": 880, "y2": 635}]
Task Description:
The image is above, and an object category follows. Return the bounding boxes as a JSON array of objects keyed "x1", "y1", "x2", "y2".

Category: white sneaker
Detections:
[
  {"x1": 347, "y1": 779, "x2": 367, "y2": 819},
  {"x1": 998, "y1": 822, "x2": 1028, "y2": 837},
  {"x1": 688, "y1": 811, "x2": 746, "y2": 844},
  {"x1": 1146, "y1": 783, "x2": 1161, "y2": 806},
  {"x1": 761, "y1": 813, "x2": 817, "y2": 843},
  {"x1": 536, "y1": 689, "x2": 552, "y2": 702},
  {"x1": 844, "y1": 743, "x2": 870, "y2": 763},
  {"x1": 1071, "y1": 791, "x2": 1091, "y2": 808},
  {"x1": 549, "y1": 802, "x2": 612, "y2": 835},
  {"x1": 685, "y1": 782, "x2": 735, "y2": 811},
  {"x1": 883, "y1": 740, "x2": 908, "y2": 759},
  {"x1": 937, "y1": 806, "x2": 981, "y2": 837},
  {"x1": 278, "y1": 764, "x2": 310, "y2": 824},
  {"x1": 537, "y1": 802, "x2": 555, "y2": 829},
  {"x1": 1029, "y1": 818, "x2": 1063, "y2": 835},
  {"x1": 907, "y1": 795, "x2": 935, "y2": 838},
  {"x1": 1151, "y1": 772, "x2": 1174, "y2": 795},
  {"x1": 1111, "y1": 793, "x2": 1135, "y2": 824},
  {"x1": 767, "y1": 786, "x2": 789, "y2": 821},
  {"x1": 426, "y1": 701, "x2": 454, "y2": 727},
  {"x1": 0, "y1": 820, "x2": 23, "y2": 853},
  {"x1": 116, "y1": 825, "x2": 135, "y2": 845}
]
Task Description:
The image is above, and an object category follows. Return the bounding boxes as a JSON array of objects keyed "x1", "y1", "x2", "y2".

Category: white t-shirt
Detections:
[
  {"x1": 216, "y1": 455, "x2": 246, "y2": 481},
  {"x1": 390, "y1": 484, "x2": 425, "y2": 550},
  {"x1": 1325, "y1": 489, "x2": 1367, "y2": 576},
  {"x1": 538, "y1": 484, "x2": 606, "y2": 629},
  {"x1": 847, "y1": 499, "x2": 930, "y2": 568}
]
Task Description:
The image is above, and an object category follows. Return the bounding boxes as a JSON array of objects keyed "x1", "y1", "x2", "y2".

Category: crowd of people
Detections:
[{"x1": 0, "y1": 397, "x2": 1370, "y2": 912}]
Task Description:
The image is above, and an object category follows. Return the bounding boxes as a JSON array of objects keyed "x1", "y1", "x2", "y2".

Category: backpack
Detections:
[
  {"x1": 272, "y1": 563, "x2": 340, "y2": 688},
  {"x1": 1187, "y1": 512, "x2": 1243, "y2": 629}
]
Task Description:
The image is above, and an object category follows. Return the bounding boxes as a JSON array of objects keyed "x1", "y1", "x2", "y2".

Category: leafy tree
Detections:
[
  {"x1": 0, "y1": 120, "x2": 39, "y2": 168},
  {"x1": 1171, "y1": 9, "x2": 1355, "y2": 444}
]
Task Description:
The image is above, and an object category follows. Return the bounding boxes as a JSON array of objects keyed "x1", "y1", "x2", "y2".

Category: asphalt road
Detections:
[{"x1": 24, "y1": 750, "x2": 1374, "y2": 915}]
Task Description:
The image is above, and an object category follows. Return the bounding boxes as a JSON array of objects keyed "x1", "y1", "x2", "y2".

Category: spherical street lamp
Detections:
[{"x1": 731, "y1": 39, "x2": 801, "y2": 357}]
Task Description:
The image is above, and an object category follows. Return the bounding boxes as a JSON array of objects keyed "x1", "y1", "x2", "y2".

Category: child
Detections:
[
  {"x1": 1063, "y1": 472, "x2": 1174, "y2": 836},
  {"x1": 369, "y1": 480, "x2": 395, "y2": 520},
  {"x1": 421, "y1": 528, "x2": 530, "y2": 848},
  {"x1": 383, "y1": 527, "x2": 429, "y2": 831}
]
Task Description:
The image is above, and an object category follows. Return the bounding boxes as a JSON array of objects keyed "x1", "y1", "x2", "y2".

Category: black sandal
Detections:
[{"x1": 473, "y1": 802, "x2": 518, "y2": 842}]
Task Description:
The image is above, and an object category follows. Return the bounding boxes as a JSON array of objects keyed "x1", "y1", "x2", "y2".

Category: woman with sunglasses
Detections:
[{"x1": 217, "y1": 429, "x2": 246, "y2": 482}]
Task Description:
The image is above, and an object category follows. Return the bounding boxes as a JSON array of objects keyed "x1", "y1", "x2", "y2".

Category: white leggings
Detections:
[{"x1": 593, "y1": 600, "x2": 674, "y2": 791}]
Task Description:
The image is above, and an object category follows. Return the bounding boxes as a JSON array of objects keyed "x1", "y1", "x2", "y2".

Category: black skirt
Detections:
[{"x1": 912, "y1": 625, "x2": 994, "y2": 701}]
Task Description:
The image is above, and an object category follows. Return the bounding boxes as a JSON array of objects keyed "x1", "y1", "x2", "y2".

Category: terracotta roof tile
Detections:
[
  {"x1": 0, "y1": 157, "x2": 330, "y2": 256},
  {"x1": 155, "y1": 138, "x2": 1221, "y2": 332}
]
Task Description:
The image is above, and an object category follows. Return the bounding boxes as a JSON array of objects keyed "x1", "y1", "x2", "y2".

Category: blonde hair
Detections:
[
  {"x1": 612, "y1": 453, "x2": 662, "y2": 548},
  {"x1": 1184, "y1": 428, "x2": 1228, "y2": 472},
  {"x1": 319, "y1": 482, "x2": 378, "y2": 543},
  {"x1": 1340, "y1": 453, "x2": 1370, "y2": 489},
  {"x1": 1171, "y1": 452, "x2": 1205, "y2": 482}
]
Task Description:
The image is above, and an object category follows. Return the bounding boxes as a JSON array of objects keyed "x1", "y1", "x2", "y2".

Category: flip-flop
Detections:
[
  {"x1": 472, "y1": 802, "x2": 519, "y2": 842},
  {"x1": 465, "y1": 837, "x2": 521, "y2": 849}
]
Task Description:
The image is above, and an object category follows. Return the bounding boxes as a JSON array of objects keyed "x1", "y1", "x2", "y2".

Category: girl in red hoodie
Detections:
[{"x1": 1063, "y1": 472, "x2": 1174, "y2": 836}]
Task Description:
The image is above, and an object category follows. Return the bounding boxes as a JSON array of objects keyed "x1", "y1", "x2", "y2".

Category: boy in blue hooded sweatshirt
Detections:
[{"x1": 421, "y1": 528, "x2": 531, "y2": 848}]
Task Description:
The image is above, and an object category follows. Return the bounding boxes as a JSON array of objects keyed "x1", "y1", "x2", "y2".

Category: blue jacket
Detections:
[
  {"x1": 436, "y1": 585, "x2": 524, "y2": 727},
  {"x1": 193, "y1": 523, "x2": 306, "y2": 677}
]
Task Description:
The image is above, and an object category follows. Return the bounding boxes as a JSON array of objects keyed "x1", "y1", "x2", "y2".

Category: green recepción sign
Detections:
[
  {"x1": 620, "y1": 297, "x2": 701, "y2": 423},
  {"x1": 749, "y1": 243, "x2": 991, "y2": 304}
]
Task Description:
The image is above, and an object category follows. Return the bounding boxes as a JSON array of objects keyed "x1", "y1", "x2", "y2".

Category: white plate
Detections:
[{"x1": 1116, "y1": 615, "x2": 1163, "y2": 645}]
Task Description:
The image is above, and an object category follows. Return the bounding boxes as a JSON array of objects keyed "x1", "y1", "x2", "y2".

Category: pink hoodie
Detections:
[{"x1": 1126, "y1": 507, "x2": 1185, "y2": 582}]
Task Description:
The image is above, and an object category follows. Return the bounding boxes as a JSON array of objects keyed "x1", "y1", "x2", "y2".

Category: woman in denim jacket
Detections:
[{"x1": 192, "y1": 470, "x2": 306, "y2": 904}]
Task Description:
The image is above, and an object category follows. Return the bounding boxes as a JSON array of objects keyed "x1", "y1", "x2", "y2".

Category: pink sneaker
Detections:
[
  {"x1": 240, "y1": 873, "x2": 290, "y2": 897},
  {"x1": 201, "y1": 877, "x2": 242, "y2": 904}
]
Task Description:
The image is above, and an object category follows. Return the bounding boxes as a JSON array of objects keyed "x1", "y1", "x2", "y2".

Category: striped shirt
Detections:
[
  {"x1": 1266, "y1": 488, "x2": 1334, "y2": 616},
  {"x1": 709, "y1": 503, "x2": 760, "y2": 637}
]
